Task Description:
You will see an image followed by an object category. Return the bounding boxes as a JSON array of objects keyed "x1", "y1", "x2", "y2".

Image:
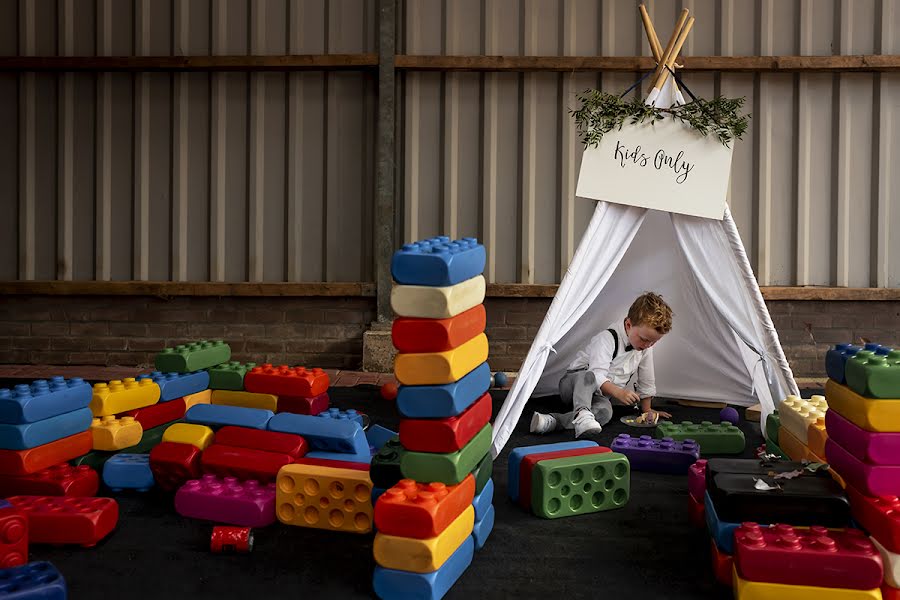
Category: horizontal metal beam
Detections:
[{"x1": 0, "y1": 54, "x2": 379, "y2": 71}]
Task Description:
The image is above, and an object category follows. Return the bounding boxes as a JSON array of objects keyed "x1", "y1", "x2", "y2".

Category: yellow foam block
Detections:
[
  {"x1": 90, "y1": 416, "x2": 143, "y2": 451},
  {"x1": 871, "y1": 536, "x2": 900, "y2": 588},
  {"x1": 779, "y1": 395, "x2": 828, "y2": 445},
  {"x1": 394, "y1": 333, "x2": 489, "y2": 386},
  {"x1": 374, "y1": 505, "x2": 474, "y2": 572},
  {"x1": 210, "y1": 390, "x2": 278, "y2": 412},
  {"x1": 777, "y1": 425, "x2": 809, "y2": 463},
  {"x1": 276, "y1": 463, "x2": 373, "y2": 534},
  {"x1": 807, "y1": 416, "x2": 828, "y2": 458},
  {"x1": 90, "y1": 378, "x2": 160, "y2": 417},
  {"x1": 391, "y1": 276, "x2": 485, "y2": 319},
  {"x1": 826, "y1": 379, "x2": 900, "y2": 432},
  {"x1": 162, "y1": 423, "x2": 215, "y2": 450},
  {"x1": 183, "y1": 389, "x2": 212, "y2": 411},
  {"x1": 732, "y1": 567, "x2": 881, "y2": 599}
]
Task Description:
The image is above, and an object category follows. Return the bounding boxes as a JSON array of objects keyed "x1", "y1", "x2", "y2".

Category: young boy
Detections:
[{"x1": 531, "y1": 292, "x2": 674, "y2": 439}]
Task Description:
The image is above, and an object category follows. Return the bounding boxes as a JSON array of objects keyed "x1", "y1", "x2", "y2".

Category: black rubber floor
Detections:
[{"x1": 25, "y1": 387, "x2": 767, "y2": 599}]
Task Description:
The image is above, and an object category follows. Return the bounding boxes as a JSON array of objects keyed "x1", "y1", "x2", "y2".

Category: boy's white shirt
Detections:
[{"x1": 565, "y1": 319, "x2": 657, "y2": 398}]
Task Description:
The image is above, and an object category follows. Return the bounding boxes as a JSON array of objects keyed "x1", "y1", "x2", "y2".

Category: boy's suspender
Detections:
[{"x1": 607, "y1": 328, "x2": 619, "y2": 360}]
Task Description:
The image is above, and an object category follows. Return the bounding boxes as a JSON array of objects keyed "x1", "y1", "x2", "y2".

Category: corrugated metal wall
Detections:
[{"x1": 1, "y1": 0, "x2": 898, "y2": 287}]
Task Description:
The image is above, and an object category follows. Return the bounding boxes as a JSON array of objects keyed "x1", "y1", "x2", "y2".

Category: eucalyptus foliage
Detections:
[{"x1": 571, "y1": 90, "x2": 750, "y2": 148}]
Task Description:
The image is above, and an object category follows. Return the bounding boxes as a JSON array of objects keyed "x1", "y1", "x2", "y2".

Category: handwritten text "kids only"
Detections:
[{"x1": 613, "y1": 141, "x2": 695, "y2": 184}]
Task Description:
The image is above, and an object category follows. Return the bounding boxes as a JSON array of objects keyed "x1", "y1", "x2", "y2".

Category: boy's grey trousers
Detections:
[{"x1": 550, "y1": 368, "x2": 618, "y2": 430}]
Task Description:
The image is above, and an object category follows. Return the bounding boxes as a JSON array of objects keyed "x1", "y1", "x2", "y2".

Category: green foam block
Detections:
[
  {"x1": 531, "y1": 452, "x2": 630, "y2": 519},
  {"x1": 401, "y1": 424, "x2": 491, "y2": 485},
  {"x1": 765, "y1": 411, "x2": 781, "y2": 446},
  {"x1": 655, "y1": 420, "x2": 745, "y2": 456},
  {"x1": 207, "y1": 361, "x2": 257, "y2": 391},
  {"x1": 155, "y1": 340, "x2": 231, "y2": 373},
  {"x1": 471, "y1": 452, "x2": 493, "y2": 494},
  {"x1": 71, "y1": 421, "x2": 175, "y2": 470},
  {"x1": 845, "y1": 350, "x2": 900, "y2": 398}
]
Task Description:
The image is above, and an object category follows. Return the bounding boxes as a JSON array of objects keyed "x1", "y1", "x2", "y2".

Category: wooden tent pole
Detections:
[
  {"x1": 639, "y1": 4, "x2": 682, "y2": 95},
  {"x1": 653, "y1": 16, "x2": 694, "y2": 92},
  {"x1": 650, "y1": 8, "x2": 689, "y2": 93}
]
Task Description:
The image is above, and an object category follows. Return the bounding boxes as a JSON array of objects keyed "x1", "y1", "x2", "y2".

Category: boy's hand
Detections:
[
  {"x1": 651, "y1": 409, "x2": 672, "y2": 419},
  {"x1": 614, "y1": 388, "x2": 641, "y2": 405}
]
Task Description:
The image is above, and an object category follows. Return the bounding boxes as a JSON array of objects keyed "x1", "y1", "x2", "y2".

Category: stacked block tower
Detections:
[
  {"x1": 372, "y1": 237, "x2": 494, "y2": 600},
  {"x1": 824, "y1": 343, "x2": 900, "y2": 599}
]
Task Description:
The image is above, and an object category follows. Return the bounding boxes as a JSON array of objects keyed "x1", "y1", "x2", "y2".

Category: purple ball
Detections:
[{"x1": 720, "y1": 406, "x2": 740, "y2": 425}]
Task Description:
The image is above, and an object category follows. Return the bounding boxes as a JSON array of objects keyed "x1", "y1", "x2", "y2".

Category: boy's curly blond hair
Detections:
[{"x1": 628, "y1": 292, "x2": 673, "y2": 334}]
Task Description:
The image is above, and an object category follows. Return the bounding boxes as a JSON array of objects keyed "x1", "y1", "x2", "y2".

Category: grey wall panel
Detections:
[{"x1": 0, "y1": 74, "x2": 17, "y2": 280}]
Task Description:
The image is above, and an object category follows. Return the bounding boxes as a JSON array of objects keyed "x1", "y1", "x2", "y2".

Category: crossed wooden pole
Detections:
[{"x1": 639, "y1": 5, "x2": 695, "y2": 106}]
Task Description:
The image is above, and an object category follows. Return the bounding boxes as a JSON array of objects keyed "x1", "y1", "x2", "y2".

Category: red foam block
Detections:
[
  {"x1": 688, "y1": 493, "x2": 705, "y2": 528},
  {"x1": 392, "y1": 305, "x2": 486, "y2": 353},
  {"x1": 519, "y1": 446, "x2": 612, "y2": 511},
  {"x1": 8, "y1": 495, "x2": 118, "y2": 547},
  {"x1": 276, "y1": 392, "x2": 329, "y2": 416},
  {"x1": 0, "y1": 505, "x2": 27, "y2": 568},
  {"x1": 0, "y1": 431, "x2": 93, "y2": 476},
  {"x1": 399, "y1": 393, "x2": 492, "y2": 453},
  {"x1": 711, "y1": 538, "x2": 733, "y2": 587},
  {"x1": 149, "y1": 442, "x2": 202, "y2": 492},
  {"x1": 0, "y1": 464, "x2": 99, "y2": 498},
  {"x1": 213, "y1": 426, "x2": 307, "y2": 458},
  {"x1": 244, "y1": 365, "x2": 329, "y2": 397},
  {"x1": 120, "y1": 397, "x2": 186, "y2": 430},
  {"x1": 201, "y1": 444, "x2": 294, "y2": 483}
]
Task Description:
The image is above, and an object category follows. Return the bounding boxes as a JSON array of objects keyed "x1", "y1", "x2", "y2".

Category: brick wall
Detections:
[{"x1": 0, "y1": 295, "x2": 897, "y2": 378}]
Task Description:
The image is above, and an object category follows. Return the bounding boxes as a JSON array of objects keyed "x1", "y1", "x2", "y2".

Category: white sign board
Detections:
[{"x1": 575, "y1": 117, "x2": 734, "y2": 220}]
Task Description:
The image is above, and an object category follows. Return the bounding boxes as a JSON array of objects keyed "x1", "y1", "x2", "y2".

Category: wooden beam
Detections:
[{"x1": 0, "y1": 54, "x2": 378, "y2": 71}]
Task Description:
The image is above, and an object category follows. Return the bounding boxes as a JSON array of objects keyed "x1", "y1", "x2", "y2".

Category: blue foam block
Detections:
[
  {"x1": 366, "y1": 425, "x2": 398, "y2": 453},
  {"x1": 397, "y1": 362, "x2": 491, "y2": 419},
  {"x1": 268, "y1": 412, "x2": 369, "y2": 455},
  {"x1": 704, "y1": 490, "x2": 742, "y2": 555},
  {"x1": 824, "y1": 344, "x2": 862, "y2": 385},
  {"x1": 0, "y1": 408, "x2": 93, "y2": 450},
  {"x1": 472, "y1": 504, "x2": 495, "y2": 550},
  {"x1": 472, "y1": 478, "x2": 494, "y2": 521},
  {"x1": 0, "y1": 561, "x2": 67, "y2": 600},
  {"x1": 185, "y1": 404, "x2": 273, "y2": 430},
  {"x1": 137, "y1": 371, "x2": 210, "y2": 402},
  {"x1": 391, "y1": 237, "x2": 486, "y2": 287},
  {"x1": 102, "y1": 454, "x2": 155, "y2": 492},
  {"x1": 506, "y1": 440, "x2": 599, "y2": 502},
  {"x1": 0, "y1": 377, "x2": 92, "y2": 424},
  {"x1": 317, "y1": 408, "x2": 364, "y2": 426},
  {"x1": 305, "y1": 449, "x2": 372, "y2": 464},
  {"x1": 373, "y1": 535, "x2": 474, "y2": 600}
]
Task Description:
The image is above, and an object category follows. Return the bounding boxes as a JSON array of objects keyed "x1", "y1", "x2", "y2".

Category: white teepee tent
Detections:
[{"x1": 490, "y1": 13, "x2": 798, "y2": 458}]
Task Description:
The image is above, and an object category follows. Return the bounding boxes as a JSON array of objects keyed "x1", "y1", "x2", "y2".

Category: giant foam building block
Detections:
[
  {"x1": 103, "y1": 453, "x2": 156, "y2": 492},
  {"x1": 390, "y1": 236, "x2": 486, "y2": 287},
  {"x1": 185, "y1": 404, "x2": 273, "y2": 430},
  {"x1": 778, "y1": 425, "x2": 810, "y2": 463},
  {"x1": 394, "y1": 334, "x2": 489, "y2": 386},
  {"x1": 401, "y1": 424, "x2": 491, "y2": 485},
  {"x1": 531, "y1": 452, "x2": 630, "y2": 519},
  {"x1": 470, "y1": 453, "x2": 492, "y2": 495},
  {"x1": 0, "y1": 431, "x2": 92, "y2": 476},
  {"x1": 366, "y1": 424, "x2": 398, "y2": 453},
  {"x1": 710, "y1": 540, "x2": 734, "y2": 587},
  {"x1": 654, "y1": 421, "x2": 744, "y2": 455},
  {"x1": 392, "y1": 305, "x2": 486, "y2": 354},
  {"x1": 0, "y1": 501, "x2": 27, "y2": 568},
  {"x1": 71, "y1": 422, "x2": 172, "y2": 471},
  {"x1": 847, "y1": 486, "x2": 900, "y2": 554},
  {"x1": 244, "y1": 365, "x2": 329, "y2": 398},
  {"x1": 371, "y1": 437, "x2": 406, "y2": 489},
  {"x1": 733, "y1": 522, "x2": 883, "y2": 589},
  {"x1": 295, "y1": 457, "x2": 369, "y2": 471},
  {"x1": 391, "y1": 275, "x2": 486, "y2": 320},
  {"x1": 90, "y1": 416, "x2": 142, "y2": 451},
  {"x1": 827, "y1": 438, "x2": 900, "y2": 497},
  {"x1": 518, "y1": 446, "x2": 612, "y2": 511},
  {"x1": 399, "y1": 392, "x2": 491, "y2": 453},
  {"x1": 506, "y1": 440, "x2": 599, "y2": 503},
  {"x1": 688, "y1": 492, "x2": 705, "y2": 528},
  {"x1": 765, "y1": 411, "x2": 781, "y2": 446},
  {"x1": 175, "y1": 475, "x2": 276, "y2": 527},
  {"x1": 472, "y1": 505, "x2": 494, "y2": 550},
  {"x1": 397, "y1": 364, "x2": 491, "y2": 419},
  {"x1": 847, "y1": 349, "x2": 900, "y2": 399},
  {"x1": 0, "y1": 464, "x2": 98, "y2": 498},
  {"x1": 826, "y1": 409, "x2": 900, "y2": 465},
  {"x1": 870, "y1": 536, "x2": 900, "y2": 588},
  {"x1": 121, "y1": 397, "x2": 186, "y2": 430},
  {"x1": 688, "y1": 459, "x2": 707, "y2": 503},
  {"x1": 0, "y1": 562, "x2": 66, "y2": 600},
  {"x1": 275, "y1": 464, "x2": 373, "y2": 534},
  {"x1": 826, "y1": 380, "x2": 900, "y2": 432},
  {"x1": 807, "y1": 416, "x2": 829, "y2": 458},
  {"x1": 305, "y1": 449, "x2": 371, "y2": 464},
  {"x1": 706, "y1": 458, "x2": 814, "y2": 487},
  {"x1": 214, "y1": 426, "x2": 307, "y2": 458},
  {"x1": 155, "y1": 340, "x2": 231, "y2": 373},
  {"x1": 779, "y1": 395, "x2": 828, "y2": 445},
  {"x1": 0, "y1": 377, "x2": 91, "y2": 424},
  {"x1": 0, "y1": 408, "x2": 93, "y2": 451},
  {"x1": 8, "y1": 496, "x2": 118, "y2": 547},
  {"x1": 375, "y1": 475, "x2": 475, "y2": 539},
  {"x1": 827, "y1": 344, "x2": 863, "y2": 385},
  {"x1": 472, "y1": 478, "x2": 494, "y2": 522},
  {"x1": 201, "y1": 444, "x2": 294, "y2": 483},
  {"x1": 704, "y1": 491, "x2": 742, "y2": 555},
  {"x1": 211, "y1": 390, "x2": 278, "y2": 412},
  {"x1": 317, "y1": 408, "x2": 364, "y2": 427},
  {"x1": 610, "y1": 434, "x2": 699, "y2": 474},
  {"x1": 372, "y1": 535, "x2": 474, "y2": 600},
  {"x1": 137, "y1": 371, "x2": 209, "y2": 402},
  {"x1": 182, "y1": 389, "x2": 212, "y2": 411},
  {"x1": 90, "y1": 379, "x2": 160, "y2": 417},
  {"x1": 276, "y1": 392, "x2": 329, "y2": 416},
  {"x1": 207, "y1": 361, "x2": 257, "y2": 391},
  {"x1": 731, "y1": 567, "x2": 881, "y2": 599},
  {"x1": 374, "y1": 506, "x2": 474, "y2": 573},
  {"x1": 148, "y1": 443, "x2": 201, "y2": 491},
  {"x1": 267, "y1": 412, "x2": 368, "y2": 455},
  {"x1": 162, "y1": 423, "x2": 215, "y2": 451}
]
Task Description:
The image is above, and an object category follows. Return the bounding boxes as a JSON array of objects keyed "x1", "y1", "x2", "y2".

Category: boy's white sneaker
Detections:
[
  {"x1": 530, "y1": 412, "x2": 558, "y2": 434},
  {"x1": 573, "y1": 409, "x2": 603, "y2": 438}
]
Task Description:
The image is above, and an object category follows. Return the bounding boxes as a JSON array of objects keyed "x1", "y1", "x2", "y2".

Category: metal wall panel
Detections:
[{"x1": 0, "y1": 0, "x2": 375, "y2": 283}]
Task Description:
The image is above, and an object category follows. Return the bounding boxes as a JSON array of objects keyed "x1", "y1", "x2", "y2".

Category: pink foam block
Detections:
[
  {"x1": 827, "y1": 438, "x2": 900, "y2": 497},
  {"x1": 826, "y1": 409, "x2": 900, "y2": 465},
  {"x1": 174, "y1": 474, "x2": 276, "y2": 528},
  {"x1": 688, "y1": 459, "x2": 707, "y2": 503}
]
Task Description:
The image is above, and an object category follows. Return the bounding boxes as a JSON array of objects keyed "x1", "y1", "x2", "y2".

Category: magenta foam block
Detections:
[
  {"x1": 688, "y1": 459, "x2": 707, "y2": 503},
  {"x1": 826, "y1": 409, "x2": 900, "y2": 466},
  {"x1": 826, "y1": 438, "x2": 900, "y2": 497},
  {"x1": 174, "y1": 474, "x2": 276, "y2": 527}
]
